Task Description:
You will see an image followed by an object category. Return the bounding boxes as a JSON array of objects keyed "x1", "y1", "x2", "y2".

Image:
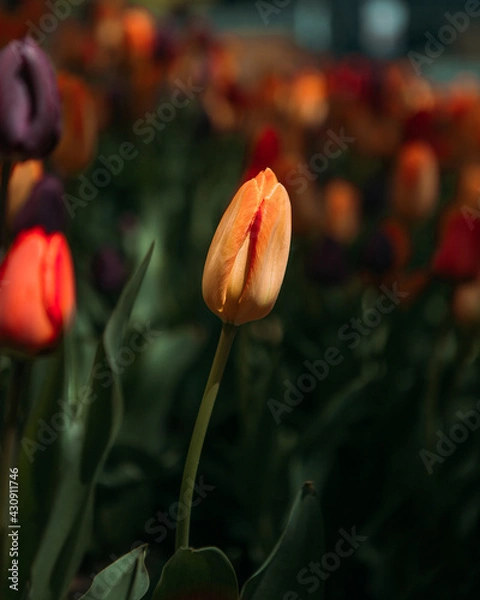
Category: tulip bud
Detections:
[
  {"x1": 305, "y1": 236, "x2": 350, "y2": 285},
  {"x1": 11, "y1": 175, "x2": 67, "y2": 235},
  {"x1": 391, "y1": 141, "x2": 439, "y2": 221},
  {"x1": 323, "y1": 179, "x2": 361, "y2": 244},
  {"x1": 0, "y1": 227, "x2": 75, "y2": 355},
  {"x1": 6, "y1": 159, "x2": 43, "y2": 224},
  {"x1": 202, "y1": 168, "x2": 291, "y2": 325},
  {"x1": 432, "y1": 211, "x2": 480, "y2": 281},
  {"x1": 0, "y1": 37, "x2": 61, "y2": 160},
  {"x1": 51, "y1": 72, "x2": 98, "y2": 176},
  {"x1": 453, "y1": 280, "x2": 480, "y2": 325}
]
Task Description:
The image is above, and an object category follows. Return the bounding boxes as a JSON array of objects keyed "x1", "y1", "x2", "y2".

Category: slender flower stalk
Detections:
[
  {"x1": 176, "y1": 168, "x2": 291, "y2": 550},
  {"x1": 175, "y1": 323, "x2": 237, "y2": 550}
]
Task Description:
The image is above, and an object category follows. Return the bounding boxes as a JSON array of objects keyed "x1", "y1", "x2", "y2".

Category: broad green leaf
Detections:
[
  {"x1": 241, "y1": 482, "x2": 325, "y2": 600},
  {"x1": 23, "y1": 243, "x2": 154, "y2": 600},
  {"x1": 152, "y1": 547, "x2": 239, "y2": 600},
  {"x1": 79, "y1": 545, "x2": 150, "y2": 600}
]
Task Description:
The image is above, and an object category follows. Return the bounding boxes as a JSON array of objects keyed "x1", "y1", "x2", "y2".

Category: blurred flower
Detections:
[
  {"x1": 6, "y1": 159, "x2": 43, "y2": 223},
  {"x1": 0, "y1": 37, "x2": 61, "y2": 159},
  {"x1": 242, "y1": 124, "x2": 281, "y2": 183},
  {"x1": 274, "y1": 153, "x2": 323, "y2": 237},
  {"x1": 305, "y1": 236, "x2": 350, "y2": 285},
  {"x1": 286, "y1": 71, "x2": 328, "y2": 127},
  {"x1": 453, "y1": 279, "x2": 480, "y2": 325},
  {"x1": 391, "y1": 141, "x2": 439, "y2": 221},
  {"x1": 0, "y1": 227, "x2": 75, "y2": 355},
  {"x1": 432, "y1": 211, "x2": 480, "y2": 281},
  {"x1": 91, "y1": 247, "x2": 128, "y2": 295},
  {"x1": 51, "y1": 72, "x2": 98, "y2": 176},
  {"x1": 323, "y1": 179, "x2": 361, "y2": 243},
  {"x1": 453, "y1": 162, "x2": 480, "y2": 209},
  {"x1": 11, "y1": 174, "x2": 66, "y2": 235},
  {"x1": 203, "y1": 168, "x2": 291, "y2": 325},
  {"x1": 362, "y1": 218, "x2": 410, "y2": 276},
  {"x1": 122, "y1": 6, "x2": 157, "y2": 63}
]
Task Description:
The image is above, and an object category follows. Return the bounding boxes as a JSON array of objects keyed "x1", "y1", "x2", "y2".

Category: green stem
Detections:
[
  {"x1": 0, "y1": 161, "x2": 12, "y2": 252},
  {"x1": 0, "y1": 360, "x2": 26, "y2": 586},
  {"x1": 175, "y1": 323, "x2": 237, "y2": 551}
]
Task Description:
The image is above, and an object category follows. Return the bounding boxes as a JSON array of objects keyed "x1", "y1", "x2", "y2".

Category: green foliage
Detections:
[{"x1": 79, "y1": 545, "x2": 150, "y2": 600}]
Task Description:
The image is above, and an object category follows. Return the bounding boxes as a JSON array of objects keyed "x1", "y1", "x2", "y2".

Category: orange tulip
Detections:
[
  {"x1": 202, "y1": 168, "x2": 291, "y2": 325},
  {"x1": 391, "y1": 141, "x2": 439, "y2": 221},
  {"x1": 6, "y1": 159, "x2": 43, "y2": 223},
  {"x1": 0, "y1": 227, "x2": 75, "y2": 355},
  {"x1": 453, "y1": 280, "x2": 480, "y2": 325},
  {"x1": 323, "y1": 179, "x2": 361, "y2": 243},
  {"x1": 51, "y1": 72, "x2": 97, "y2": 176}
]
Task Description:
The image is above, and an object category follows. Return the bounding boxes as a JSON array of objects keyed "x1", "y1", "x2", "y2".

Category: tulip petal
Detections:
[
  {"x1": 0, "y1": 230, "x2": 55, "y2": 351},
  {"x1": 0, "y1": 228, "x2": 75, "y2": 354},
  {"x1": 43, "y1": 233, "x2": 76, "y2": 332}
]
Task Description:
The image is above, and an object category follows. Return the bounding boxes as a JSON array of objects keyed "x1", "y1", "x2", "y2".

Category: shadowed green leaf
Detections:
[
  {"x1": 152, "y1": 547, "x2": 239, "y2": 600},
  {"x1": 79, "y1": 545, "x2": 150, "y2": 600},
  {"x1": 241, "y1": 482, "x2": 325, "y2": 600}
]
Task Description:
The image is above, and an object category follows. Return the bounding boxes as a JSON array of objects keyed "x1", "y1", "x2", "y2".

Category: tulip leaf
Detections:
[
  {"x1": 241, "y1": 482, "x2": 325, "y2": 600},
  {"x1": 21, "y1": 243, "x2": 154, "y2": 600},
  {"x1": 78, "y1": 545, "x2": 150, "y2": 600},
  {"x1": 152, "y1": 547, "x2": 240, "y2": 600},
  {"x1": 17, "y1": 350, "x2": 66, "y2": 599}
]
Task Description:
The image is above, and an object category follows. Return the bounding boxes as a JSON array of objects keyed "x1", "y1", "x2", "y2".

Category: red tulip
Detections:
[{"x1": 0, "y1": 227, "x2": 75, "y2": 355}]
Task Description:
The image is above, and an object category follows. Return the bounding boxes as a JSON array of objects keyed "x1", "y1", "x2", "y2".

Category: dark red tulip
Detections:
[
  {"x1": 0, "y1": 37, "x2": 61, "y2": 159},
  {"x1": 433, "y1": 211, "x2": 480, "y2": 281}
]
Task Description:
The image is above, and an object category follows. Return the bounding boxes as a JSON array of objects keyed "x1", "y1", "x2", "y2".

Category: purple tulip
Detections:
[
  {"x1": 12, "y1": 175, "x2": 67, "y2": 235},
  {"x1": 0, "y1": 37, "x2": 61, "y2": 159},
  {"x1": 305, "y1": 237, "x2": 350, "y2": 285}
]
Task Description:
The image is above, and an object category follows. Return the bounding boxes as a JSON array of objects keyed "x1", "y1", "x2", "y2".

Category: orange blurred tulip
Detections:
[
  {"x1": 202, "y1": 168, "x2": 291, "y2": 325},
  {"x1": 51, "y1": 72, "x2": 97, "y2": 176},
  {"x1": 323, "y1": 179, "x2": 361, "y2": 243},
  {"x1": 6, "y1": 160, "x2": 43, "y2": 224},
  {"x1": 391, "y1": 141, "x2": 439, "y2": 221},
  {"x1": 453, "y1": 279, "x2": 480, "y2": 325},
  {"x1": 0, "y1": 227, "x2": 76, "y2": 355},
  {"x1": 122, "y1": 6, "x2": 157, "y2": 63}
]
